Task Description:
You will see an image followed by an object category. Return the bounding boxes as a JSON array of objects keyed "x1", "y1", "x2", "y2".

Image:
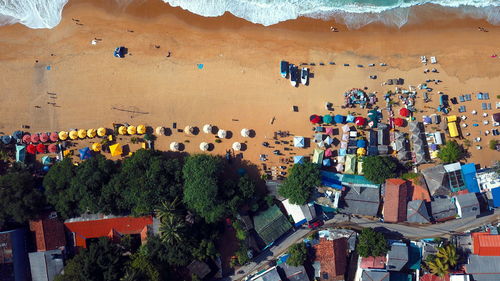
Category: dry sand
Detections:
[{"x1": 0, "y1": 0, "x2": 499, "y2": 170}]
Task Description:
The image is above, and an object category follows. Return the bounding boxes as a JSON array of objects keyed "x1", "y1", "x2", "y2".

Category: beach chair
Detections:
[
  {"x1": 459, "y1": 95, "x2": 465, "y2": 103},
  {"x1": 430, "y1": 56, "x2": 437, "y2": 64},
  {"x1": 484, "y1": 93, "x2": 489, "y2": 100},
  {"x1": 482, "y1": 103, "x2": 487, "y2": 110},
  {"x1": 488, "y1": 103, "x2": 492, "y2": 110},
  {"x1": 462, "y1": 106, "x2": 466, "y2": 112},
  {"x1": 477, "y1": 93, "x2": 483, "y2": 100}
]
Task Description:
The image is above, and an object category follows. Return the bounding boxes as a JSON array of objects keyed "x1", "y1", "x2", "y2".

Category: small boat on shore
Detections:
[
  {"x1": 289, "y1": 64, "x2": 298, "y2": 87},
  {"x1": 280, "y1": 60, "x2": 289, "y2": 78},
  {"x1": 301, "y1": 67, "x2": 309, "y2": 85}
]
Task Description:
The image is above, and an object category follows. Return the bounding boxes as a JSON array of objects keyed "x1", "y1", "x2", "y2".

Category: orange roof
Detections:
[
  {"x1": 313, "y1": 238, "x2": 347, "y2": 280},
  {"x1": 410, "y1": 183, "x2": 431, "y2": 202},
  {"x1": 384, "y1": 179, "x2": 408, "y2": 223},
  {"x1": 360, "y1": 256, "x2": 387, "y2": 269},
  {"x1": 472, "y1": 232, "x2": 500, "y2": 256},
  {"x1": 420, "y1": 273, "x2": 450, "y2": 281},
  {"x1": 29, "y1": 211, "x2": 66, "y2": 252},
  {"x1": 64, "y1": 216, "x2": 153, "y2": 248}
]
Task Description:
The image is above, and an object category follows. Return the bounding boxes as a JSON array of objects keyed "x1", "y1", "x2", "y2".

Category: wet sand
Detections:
[{"x1": 0, "y1": 0, "x2": 498, "y2": 170}]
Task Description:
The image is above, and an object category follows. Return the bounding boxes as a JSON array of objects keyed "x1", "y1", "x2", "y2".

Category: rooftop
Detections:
[
  {"x1": 280, "y1": 263, "x2": 310, "y2": 281},
  {"x1": 29, "y1": 211, "x2": 66, "y2": 252},
  {"x1": 472, "y1": 232, "x2": 500, "y2": 256},
  {"x1": 422, "y1": 165, "x2": 450, "y2": 196},
  {"x1": 430, "y1": 198, "x2": 457, "y2": 222},
  {"x1": 28, "y1": 250, "x2": 64, "y2": 281},
  {"x1": 253, "y1": 205, "x2": 292, "y2": 246},
  {"x1": 313, "y1": 237, "x2": 347, "y2": 281},
  {"x1": 465, "y1": 255, "x2": 500, "y2": 281},
  {"x1": 340, "y1": 186, "x2": 380, "y2": 217},
  {"x1": 454, "y1": 193, "x2": 480, "y2": 219},
  {"x1": 407, "y1": 200, "x2": 430, "y2": 224},
  {"x1": 360, "y1": 256, "x2": 386, "y2": 269},
  {"x1": 384, "y1": 179, "x2": 408, "y2": 223},
  {"x1": 361, "y1": 270, "x2": 390, "y2": 281},
  {"x1": 387, "y1": 243, "x2": 409, "y2": 271}
]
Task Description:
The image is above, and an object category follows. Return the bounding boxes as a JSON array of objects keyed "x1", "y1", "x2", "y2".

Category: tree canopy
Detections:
[
  {"x1": 363, "y1": 156, "x2": 399, "y2": 184},
  {"x1": 278, "y1": 161, "x2": 321, "y2": 205},
  {"x1": 356, "y1": 228, "x2": 388, "y2": 257},
  {"x1": 43, "y1": 158, "x2": 80, "y2": 219},
  {"x1": 437, "y1": 141, "x2": 465, "y2": 163},
  {"x1": 288, "y1": 242, "x2": 308, "y2": 267}
]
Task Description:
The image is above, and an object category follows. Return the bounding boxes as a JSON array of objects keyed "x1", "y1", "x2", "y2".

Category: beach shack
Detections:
[
  {"x1": 282, "y1": 199, "x2": 316, "y2": 227},
  {"x1": 447, "y1": 115, "x2": 459, "y2": 138}
]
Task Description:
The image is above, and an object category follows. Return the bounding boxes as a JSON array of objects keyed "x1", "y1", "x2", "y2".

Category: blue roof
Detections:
[
  {"x1": 79, "y1": 147, "x2": 92, "y2": 160},
  {"x1": 492, "y1": 187, "x2": 500, "y2": 208},
  {"x1": 462, "y1": 163, "x2": 480, "y2": 193},
  {"x1": 294, "y1": 156, "x2": 305, "y2": 164},
  {"x1": 357, "y1": 139, "x2": 366, "y2": 148},
  {"x1": 320, "y1": 171, "x2": 343, "y2": 190}
]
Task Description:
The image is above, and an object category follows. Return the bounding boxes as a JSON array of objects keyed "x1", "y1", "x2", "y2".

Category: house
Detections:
[
  {"x1": 250, "y1": 266, "x2": 282, "y2": 281},
  {"x1": 361, "y1": 270, "x2": 390, "y2": 281},
  {"x1": 340, "y1": 186, "x2": 380, "y2": 217},
  {"x1": 444, "y1": 163, "x2": 466, "y2": 192},
  {"x1": 386, "y1": 242, "x2": 408, "y2": 271},
  {"x1": 430, "y1": 198, "x2": 457, "y2": 222},
  {"x1": 422, "y1": 165, "x2": 450, "y2": 196},
  {"x1": 409, "y1": 121, "x2": 427, "y2": 164},
  {"x1": 29, "y1": 211, "x2": 66, "y2": 252},
  {"x1": 28, "y1": 250, "x2": 64, "y2": 281},
  {"x1": 282, "y1": 199, "x2": 316, "y2": 227},
  {"x1": 318, "y1": 229, "x2": 357, "y2": 252},
  {"x1": 312, "y1": 237, "x2": 348, "y2": 281},
  {"x1": 464, "y1": 255, "x2": 500, "y2": 281},
  {"x1": 64, "y1": 216, "x2": 153, "y2": 248},
  {"x1": 280, "y1": 262, "x2": 310, "y2": 281},
  {"x1": 383, "y1": 179, "x2": 408, "y2": 223},
  {"x1": 253, "y1": 205, "x2": 292, "y2": 246},
  {"x1": 407, "y1": 200, "x2": 431, "y2": 224},
  {"x1": 360, "y1": 256, "x2": 386, "y2": 269},
  {"x1": 393, "y1": 131, "x2": 409, "y2": 161},
  {"x1": 453, "y1": 193, "x2": 480, "y2": 219},
  {"x1": 187, "y1": 260, "x2": 211, "y2": 279},
  {"x1": 407, "y1": 174, "x2": 431, "y2": 202},
  {"x1": 420, "y1": 273, "x2": 451, "y2": 281},
  {"x1": 0, "y1": 228, "x2": 29, "y2": 281},
  {"x1": 472, "y1": 232, "x2": 500, "y2": 256},
  {"x1": 476, "y1": 168, "x2": 500, "y2": 191},
  {"x1": 461, "y1": 163, "x2": 480, "y2": 193}
]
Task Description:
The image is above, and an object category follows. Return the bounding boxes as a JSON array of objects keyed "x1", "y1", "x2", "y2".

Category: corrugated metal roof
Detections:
[
  {"x1": 253, "y1": 205, "x2": 292, "y2": 245},
  {"x1": 29, "y1": 250, "x2": 64, "y2": 281},
  {"x1": 465, "y1": 255, "x2": 500, "y2": 281}
]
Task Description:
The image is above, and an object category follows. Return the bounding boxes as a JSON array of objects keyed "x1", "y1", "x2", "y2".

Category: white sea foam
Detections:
[{"x1": 0, "y1": 0, "x2": 68, "y2": 29}]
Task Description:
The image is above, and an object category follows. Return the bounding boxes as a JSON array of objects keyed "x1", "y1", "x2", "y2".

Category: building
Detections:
[
  {"x1": 453, "y1": 193, "x2": 480, "y2": 219},
  {"x1": 64, "y1": 216, "x2": 153, "y2": 249},
  {"x1": 312, "y1": 237, "x2": 348, "y2": 281},
  {"x1": 393, "y1": 131, "x2": 409, "y2": 161},
  {"x1": 28, "y1": 250, "x2": 64, "y2": 281},
  {"x1": 476, "y1": 168, "x2": 500, "y2": 192},
  {"x1": 340, "y1": 185, "x2": 380, "y2": 217},
  {"x1": 409, "y1": 179, "x2": 431, "y2": 202},
  {"x1": 407, "y1": 200, "x2": 431, "y2": 224},
  {"x1": 361, "y1": 270, "x2": 390, "y2": 281},
  {"x1": 444, "y1": 163, "x2": 466, "y2": 193},
  {"x1": 280, "y1": 262, "x2": 310, "y2": 281},
  {"x1": 464, "y1": 255, "x2": 500, "y2": 281},
  {"x1": 409, "y1": 121, "x2": 428, "y2": 164},
  {"x1": 492, "y1": 187, "x2": 500, "y2": 208},
  {"x1": 386, "y1": 242, "x2": 408, "y2": 271},
  {"x1": 29, "y1": 211, "x2": 66, "y2": 252},
  {"x1": 461, "y1": 163, "x2": 480, "y2": 193},
  {"x1": 430, "y1": 198, "x2": 457, "y2": 222},
  {"x1": 360, "y1": 256, "x2": 386, "y2": 269},
  {"x1": 250, "y1": 266, "x2": 282, "y2": 281},
  {"x1": 0, "y1": 228, "x2": 29, "y2": 281},
  {"x1": 253, "y1": 205, "x2": 292, "y2": 246},
  {"x1": 383, "y1": 179, "x2": 408, "y2": 223},
  {"x1": 422, "y1": 165, "x2": 450, "y2": 196},
  {"x1": 282, "y1": 199, "x2": 316, "y2": 227},
  {"x1": 472, "y1": 232, "x2": 500, "y2": 256}
]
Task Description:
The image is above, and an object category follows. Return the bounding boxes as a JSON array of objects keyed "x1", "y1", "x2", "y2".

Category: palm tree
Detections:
[
  {"x1": 158, "y1": 213, "x2": 186, "y2": 246},
  {"x1": 436, "y1": 244, "x2": 459, "y2": 268},
  {"x1": 155, "y1": 197, "x2": 181, "y2": 222},
  {"x1": 427, "y1": 257, "x2": 449, "y2": 277}
]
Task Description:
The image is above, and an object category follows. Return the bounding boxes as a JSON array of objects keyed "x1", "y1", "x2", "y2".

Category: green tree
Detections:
[
  {"x1": 158, "y1": 213, "x2": 187, "y2": 246},
  {"x1": 235, "y1": 245, "x2": 250, "y2": 265},
  {"x1": 0, "y1": 172, "x2": 45, "y2": 227},
  {"x1": 356, "y1": 228, "x2": 388, "y2": 257},
  {"x1": 363, "y1": 156, "x2": 398, "y2": 184},
  {"x1": 238, "y1": 175, "x2": 256, "y2": 199},
  {"x1": 288, "y1": 242, "x2": 308, "y2": 267},
  {"x1": 278, "y1": 161, "x2": 321, "y2": 205},
  {"x1": 427, "y1": 257, "x2": 449, "y2": 277},
  {"x1": 43, "y1": 158, "x2": 80, "y2": 219},
  {"x1": 436, "y1": 244, "x2": 458, "y2": 268},
  {"x1": 437, "y1": 141, "x2": 465, "y2": 163}
]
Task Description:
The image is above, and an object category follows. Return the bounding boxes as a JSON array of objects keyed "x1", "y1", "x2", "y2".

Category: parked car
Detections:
[{"x1": 307, "y1": 219, "x2": 324, "y2": 229}]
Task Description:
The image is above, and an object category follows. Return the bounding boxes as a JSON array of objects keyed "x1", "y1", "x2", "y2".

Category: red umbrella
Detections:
[
  {"x1": 49, "y1": 132, "x2": 59, "y2": 142},
  {"x1": 399, "y1": 108, "x2": 410, "y2": 117},
  {"x1": 27, "y1": 144, "x2": 36, "y2": 154},
  {"x1": 48, "y1": 143, "x2": 58, "y2": 153},
  {"x1": 36, "y1": 143, "x2": 46, "y2": 153},
  {"x1": 394, "y1": 118, "x2": 404, "y2": 127},
  {"x1": 31, "y1": 134, "x2": 40, "y2": 143},
  {"x1": 355, "y1": 117, "x2": 366, "y2": 126},
  {"x1": 309, "y1": 114, "x2": 322, "y2": 124},
  {"x1": 39, "y1": 133, "x2": 49, "y2": 143},
  {"x1": 22, "y1": 134, "x2": 31, "y2": 144}
]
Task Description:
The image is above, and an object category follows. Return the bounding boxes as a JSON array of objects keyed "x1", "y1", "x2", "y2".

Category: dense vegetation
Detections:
[
  {"x1": 278, "y1": 161, "x2": 321, "y2": 205},
  {"x1": 287, "y1": 242, "x2": 308, "y2": 267},
  {"x1": 356, "y1": 228, "x2": 388, "y2": 257},
  {"x1": 437, "y1": 141, "x2": 465, "y2": 163},
  {"x1": 424, "y1": 244, "x2": 459, "y2": 277},
  {"x1": 362, "y1": 156, "x2": 399, "y2": 184}
]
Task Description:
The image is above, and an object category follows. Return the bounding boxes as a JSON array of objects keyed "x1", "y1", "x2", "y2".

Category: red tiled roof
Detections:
[
  {"x1": 360, "y1": 256, "x2": 386, "y2": 269},
  {"x1": 384, "y1": 179, "x2": 408, "y2": 223},
  {"x1": 420, "y1": 273, "x2": 450, "y2": 281},
  {"x1": 472, "y1": 231, "x2": 500, "y2": 256},
  {"x1": 29, "y1": 211, "x2": 66, "y2": 252},
  {"x1": 64, "y1": 216, "x2": 153, "y2": 248},
  {"x1": 313, "y1": 238, "x2": 347, "y2": 281},
  {"x1": 410, "y1": 183, "x2": 431, "y2": 202}
]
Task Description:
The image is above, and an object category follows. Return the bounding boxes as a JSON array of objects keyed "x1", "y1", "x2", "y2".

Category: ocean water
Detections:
[{"x1": 0, "y1": 0, "x2": 499, "y2": 29}]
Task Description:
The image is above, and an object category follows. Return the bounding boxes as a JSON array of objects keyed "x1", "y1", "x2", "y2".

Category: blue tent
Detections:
[
  {"x1": 294, "y1": 156, "x2": 305, "y2": 164},
  {"x1": 41, "y1": 156, "x2": 52, "y2": 165},
  {"x1": 334, "y1": 115, "x2": 346, "y2": 124},
  {"x1": 322, "y1": 159, "x2": 331, "y2": 167},
  {"x1": 1, "y1": 135, "x2": 12, "y2": 144},
  {"x1": 12, "y1": 131, "x2": 23, "y2": 140},
  {"x1": 356, "y1": 139, "x2": 367, "y2": 148},
  {"x1": 79, "y1": 147, "x2": 92, "y2": 160},
  {"x1": 346, "y1": 115, "x2": 355, "y2": 123},
  {"x1": 15, "y1": 145, "x2": 26, "y2": 162}
]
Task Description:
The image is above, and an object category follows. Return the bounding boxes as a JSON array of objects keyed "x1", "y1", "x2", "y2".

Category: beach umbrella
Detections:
[
  {"x1": 324, "y1": 136, "x2": 333, "y2": 146},
  {"x1": 184, "y1": 126, "x2": 193, "y2": 135},
  {"x1": 137, "y1": 125, "x2": 146, "y2": 135},
  {"x1": 355, "y1": 117, "x2": 366, "y2": 126},
  {"x1": 336, "y1": 163, "x2": 344, "y2": 172},
  {"x1": 399, "y1": 107, "x2": 410, "y2": 117},
  {"x1": 241, "y1": 128, "x2": 250, "y2": 138},
  {"x1": 1, "y1": 135, "x2": 12, "y2": 144},
  {"x1": 169, "y1": 142, "x2": 179, "y2": 151},
  {"x1": 59, "y1": 131, "x2": 69, "y2": 141},
  {"x1": 315, "y1": 126, "x2": 324, "y2": 132},
  {"x1": 22, "y1": 134, "x2": 31, "y2": 144},
  {"x1": 334, "y1": 115, "x2": 345, "y2": 124},
  {"x1": 77, "y1": 129, "x2": 86, "y2": 139},
  {"x1": 127, "y1": 125, "x2": 137, "y2": 135},
  {"x1": 68, "y1": 130, "x2": 77, "y2": 140},
  {"x1": 346, "y1": 115, "x2": 355, "y2": 123},
  {"x1": 357, "y1": 147, "x2": 366, "y2": 156},
  {"x1": 36, "y1": 143, "x2": 46, "y2": 153},
  {"x1": 49, "y1": 132, "x2": 59, "y2": 142},
  {"x1": 294, "y1": 156, "x2": 305, "y2": 164},
  {"x1": 27, "y1": 144, "x2": 36, "y2": 154},
  {"x1": 97, "y1": 127, "x2": 107, "y2": 137},
  {"x1": 87, "y1": 129, "x2": 97, "y2": 138},
  {"x1": 322, "y1": 159, "x2": 331, "y2": 167},
  {"x1": 325, "y1": 127, "x2": 334, "y2": 135},
  {"x1": 109, "y1": 143, "x2": 122, "y2": 157},
  {"x1": 48, "y1": 143, "x2": 58, "y2": 153},
  {"x1": 356, "y1": 139, "x2": 366, "y2": 148},
  {"x1": 79, "y1": 147, "x2": 91, "y2": 160},
  {"x1": 203, "y1": 124, "x2": 212, "y2": 134},
  {"x1": 423, "y1": 116, "x2": 432, "y2": 124},
  {"x1": 199, "y1": 142, "x2": 209, "y2": 151},
  {"x1": 118, "y1": 126, "x2": 127, "y2": 135},
  {"x1": 41, "y1": 156, "x2": 51, "y2": 165},
  {"x1": 394, "y1": 118, "x2": 404, "y2": 127},
  {"x1": 12, "y1": 131, "x2": 23, "y2": 140},
  {"x1": 368, "y1": 110, "x2": 379, "y2": 120},
  {"x1": 217, "y1": 129, "x2": 227, "y2": 139},
  {"x1": 325, "y1": 148, "x2": 333, "y2": 157},
  {"x1": 342, "y1": 124, "x2": 350, "y2": 133},
  {"x1": 155, "y1": 126, "x2": 165, "y2": 136},
  {"x1": 91, "y1": 143, "x2": 101, "y2": 152},
  {"x1": 322, "y1": 115, "x2": 333, "y2": 124},
  {"x1": 309, "y1": 114, "x2": 322, "y2": 124},
  {"x1": 30, "y1": 134, "x2": 40, "y2": 143},
  {"x1": 232, "y1": 142, "x2": 241, "y2": 151},
  {"x1": 39, "y1": 133, "x2": 49, "y2": 143}
]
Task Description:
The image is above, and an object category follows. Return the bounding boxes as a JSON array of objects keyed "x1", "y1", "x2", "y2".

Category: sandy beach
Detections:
[{"x1": 0, "y1": 0, "x2": 499, "y2": 170}]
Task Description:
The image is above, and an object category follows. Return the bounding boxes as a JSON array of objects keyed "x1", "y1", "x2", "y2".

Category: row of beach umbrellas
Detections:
[{"x1": 169, "y1": 141, "x2": 243, "y2": 152}]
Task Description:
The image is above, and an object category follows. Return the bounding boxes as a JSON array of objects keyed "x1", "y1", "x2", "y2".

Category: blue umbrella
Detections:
[
  {"x1": 334, "y1": 115, "x2": 345, "y2": 124},
  {"x1": 1, "y1": 135, "x2": 12, "y2": 144},
  {"x1": 356, "y1": 139, "x2": 367, "y2": 148},
  {"x1": 12, "y1": 131, "x2": 23, "y2": 140},
  {"x1": 294, "y1": 156, "x2": 305, "y2": 164},
  {"x1": 79, "y1": 147, "x2": 92, "y2": 160},
  {"x1": 346, "y1": 115, "x2": 355, "y2": 123},
  {"x1": 322, "y1": 159, "x2": 331, "y2": 167},
  {"x1": 42, "y1": 166, "x2": 50, "y2": 172}
]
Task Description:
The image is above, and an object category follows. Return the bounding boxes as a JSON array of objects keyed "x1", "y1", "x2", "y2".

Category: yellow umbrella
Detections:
[
  {"x1": 97, "y1": 127, "x2": 107, "y2": 137},
  {"x1": 118, "y1": 126, "x2": 127, "y2": 135},
  {"x1": 91, "y1": 143, "x2": 101, "y2": 152},
  {"x1": 357, "y1": 147, "x2": 366, "y2": 156},
  {"x1": 127, "y1": 125, "x2": 137, "y2": 135},
  {"x1": 137, "y1": 125, "x2": 146, "y2": 135},
  {"x1": 58, "y1": 131, "x2": 68, "y2": 141},
  {"x1": 109, "y1": 143, "x2": 122, "y2": 157},
  {"x1": 69, "y1": 130, "x2": 78, "y2": 140},
  {"x1": 87, "y1": 128, "x2": 97, "y2": 138},
  {"x1": 78, "y1": 129, "x2": 86, "y2": 139}
]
